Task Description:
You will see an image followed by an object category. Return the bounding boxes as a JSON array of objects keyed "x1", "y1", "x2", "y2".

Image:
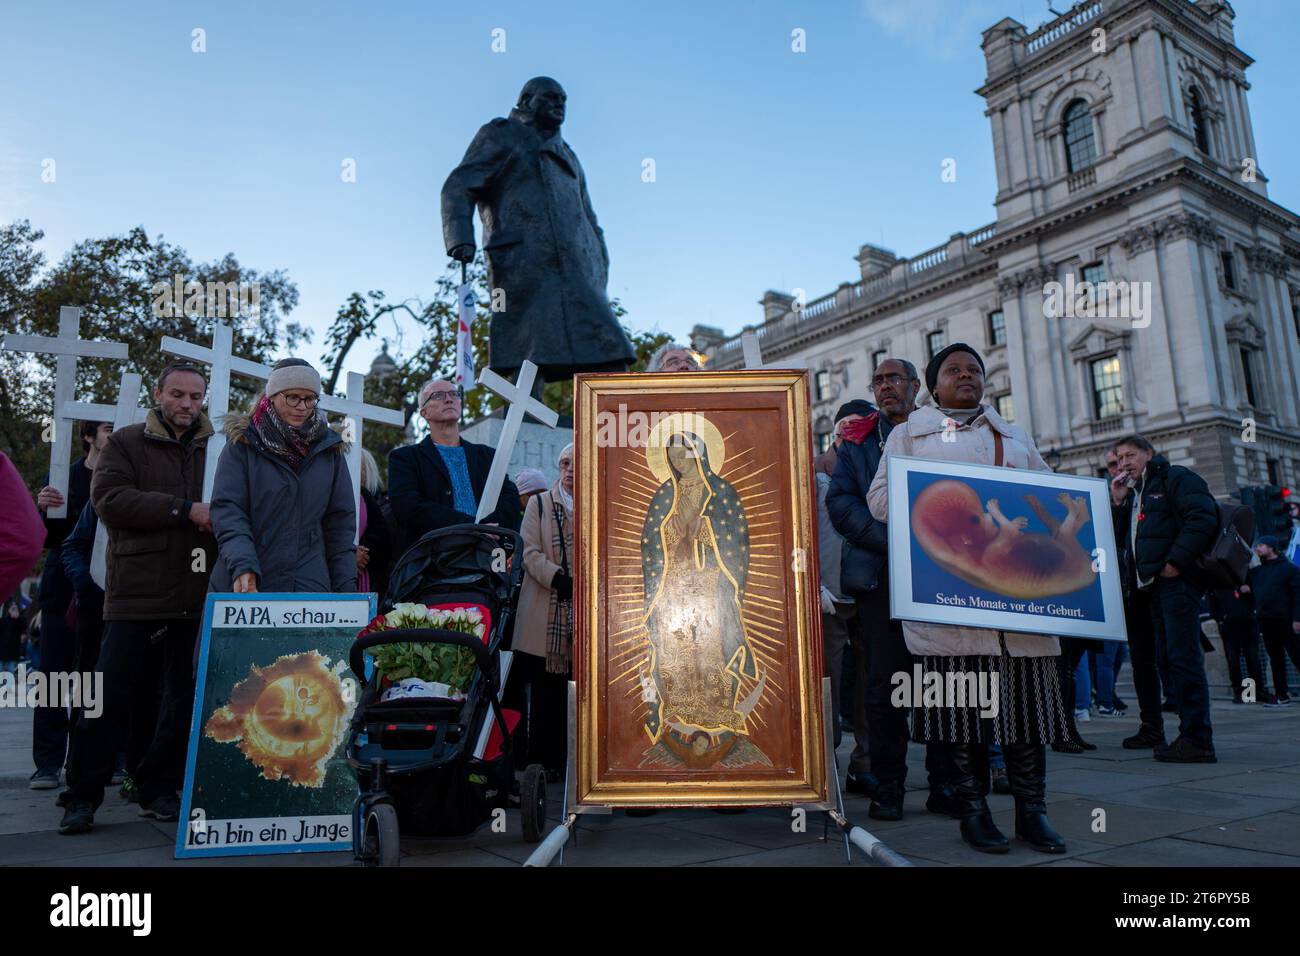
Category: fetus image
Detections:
[{"x1": 910, "y1": 480, "x2": 1098, "y2": 599}]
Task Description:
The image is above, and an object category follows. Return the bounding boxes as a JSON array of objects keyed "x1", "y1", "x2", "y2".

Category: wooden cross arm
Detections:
[{"x1": 0, "y1": 334, "x2": 129, "y2": 360}]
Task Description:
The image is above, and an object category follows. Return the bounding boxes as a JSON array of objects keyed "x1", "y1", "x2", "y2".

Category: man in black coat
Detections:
[
  {"x1": 442, "y1": 77, "x2": 635, "y2": 383},
  {"x1": 1207, "y1": 584, "x2": 1268, "y2": 703},
  {"x1": 1244, "y1": 536, "x2": 1300, "y2": 705},
  {"x1": 1110, "y1": 435, "x2": 1219, "y2": 761},
  {"x1": 388, "y1": 379, "x2": 522, "y2": 555},
  {"x1": 827, "y1": 357, "x2": 957, "y2": 820}
]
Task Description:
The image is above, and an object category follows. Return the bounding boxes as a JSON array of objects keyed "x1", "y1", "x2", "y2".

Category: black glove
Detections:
[{"x1": 551, "y1": 572, "x2": 573, "y2": 600}]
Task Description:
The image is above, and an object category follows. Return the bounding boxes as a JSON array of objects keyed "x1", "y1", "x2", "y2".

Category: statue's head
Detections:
[{"x1": 515, "y1": 76, "x2": 566, "y2": 132}]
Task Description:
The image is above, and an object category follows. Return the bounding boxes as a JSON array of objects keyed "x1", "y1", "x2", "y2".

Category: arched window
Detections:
[
  {"x1": 1063, "y1": 99, "x2": 1097, "y2": 173},
  {"x1": 1186, "y1": 86, "x2": 1211, "y2": 154}
]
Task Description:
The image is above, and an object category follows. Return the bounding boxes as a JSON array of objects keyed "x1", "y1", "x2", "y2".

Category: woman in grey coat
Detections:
[{"x1": 210, "y1": 359, "x2": 356, "y2": 594}]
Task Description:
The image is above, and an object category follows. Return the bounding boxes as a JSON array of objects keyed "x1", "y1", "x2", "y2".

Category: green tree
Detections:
[{"x1": 0, "y1": 220, "x2": 304, "y2": 485}]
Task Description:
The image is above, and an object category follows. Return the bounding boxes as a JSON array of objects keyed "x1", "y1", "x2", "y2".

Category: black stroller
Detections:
[{"x1": 346, "y1": 523, "x2": 547, "y2": 866}]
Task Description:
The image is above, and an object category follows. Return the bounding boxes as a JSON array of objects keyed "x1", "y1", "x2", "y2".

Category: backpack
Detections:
[{"x1": 1195, "y1": 501, "x2": 1255, "y2": 588}]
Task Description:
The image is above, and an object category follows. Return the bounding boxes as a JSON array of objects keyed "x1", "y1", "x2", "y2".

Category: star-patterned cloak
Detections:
[{"x1": 639, "y1": 431, "x2": 757, "y2": 739}]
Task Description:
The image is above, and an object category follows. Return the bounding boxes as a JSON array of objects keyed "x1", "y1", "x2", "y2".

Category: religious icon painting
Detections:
[{"x1": 573, "y1": 371, "x2": 826, "y2": 807}]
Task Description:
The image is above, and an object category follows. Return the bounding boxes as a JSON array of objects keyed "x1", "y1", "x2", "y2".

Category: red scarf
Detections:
[{"x1": 839, "y1": 412, "x2": 880, "y2": 446}]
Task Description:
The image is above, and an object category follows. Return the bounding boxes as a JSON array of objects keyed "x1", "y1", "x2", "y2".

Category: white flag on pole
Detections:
[{"x1": 456, "y1": 282, "x2": 476, "y2": 389}]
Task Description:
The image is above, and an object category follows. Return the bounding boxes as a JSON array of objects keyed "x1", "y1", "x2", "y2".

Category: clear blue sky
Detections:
[{"x1": 3, "y1": 0, "x2": 1297, "y2": 383}]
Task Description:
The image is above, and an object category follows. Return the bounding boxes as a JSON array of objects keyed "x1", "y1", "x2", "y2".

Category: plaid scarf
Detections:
[
  {"x1": 542, "y1": 489, "x2": 574, "y2": 675},
  {"x1": 249, "y1": 395, "x2": 327, "y2": 470}
]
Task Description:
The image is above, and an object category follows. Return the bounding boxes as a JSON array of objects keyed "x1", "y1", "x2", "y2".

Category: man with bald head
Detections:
[
  {"x1": 388, "y1": 379, "x2": 522, "y2": 552},
  {"x1": 442, "y1": 76, "x2": 635, "y2": 385}
]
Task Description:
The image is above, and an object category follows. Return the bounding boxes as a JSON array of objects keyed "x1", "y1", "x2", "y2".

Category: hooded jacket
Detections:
[
  {"x1": 865, "y1": 403, "x2": 1059, "y2": 658},
  {"x1": 209, "y1": 411, "x2": 356, "y2": 594},
  {"x1": 90, "y1": 410, "x2": 216, "y2": 621}
]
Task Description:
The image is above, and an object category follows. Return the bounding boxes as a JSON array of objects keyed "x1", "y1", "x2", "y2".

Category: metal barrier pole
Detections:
[
  {"x1": 828, "y1": 809, "x2": 913, "y2": 867},
  {"x1": 523, "y1": 813, "x2": 578, "y2": 867}
]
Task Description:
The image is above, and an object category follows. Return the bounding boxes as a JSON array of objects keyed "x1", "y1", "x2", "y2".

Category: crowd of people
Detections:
[
  {"x1": 4, "y1": 336, "x2": 1295, "y2": 856},
  {"x1": 4, "y1": 358, "x2": 535, "y2": 836},
  {"x1": 815, "y1": 341, "x2": 1299, "y2": 854}
]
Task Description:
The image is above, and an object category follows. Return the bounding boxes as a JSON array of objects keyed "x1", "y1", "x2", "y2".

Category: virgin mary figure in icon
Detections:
[{"x1": 638, "y1": 414, "x2": 768, "y2": 769}]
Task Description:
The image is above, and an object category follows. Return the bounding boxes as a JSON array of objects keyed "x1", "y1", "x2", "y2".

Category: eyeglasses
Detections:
[
  {"x1": 280, "y1": 394, "x2": 318, "y2": 408},
  {"x1": 423, "y1": 389, "x2": 462, "y2": 406},
  {"x1": 871, "y1": 373, "x2": 910, "y2": 389}
]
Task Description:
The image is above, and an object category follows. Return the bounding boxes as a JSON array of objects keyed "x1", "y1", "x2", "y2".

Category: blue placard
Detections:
[
  {"x1": 886, "y1": 456, "x2": 1127, "y2": 641},
  {"x1": 176, "y1": 592, "x2": 376, "y2": 859}
]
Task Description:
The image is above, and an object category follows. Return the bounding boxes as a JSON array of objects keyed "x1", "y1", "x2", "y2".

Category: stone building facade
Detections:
[{"x1": 696, "y1": 0, "x2": 1300, "y2": 495}]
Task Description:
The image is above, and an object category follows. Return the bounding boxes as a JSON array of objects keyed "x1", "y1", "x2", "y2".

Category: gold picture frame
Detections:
[{"x1": 573, "y1": 370, "x2": 826, "y2": 807}]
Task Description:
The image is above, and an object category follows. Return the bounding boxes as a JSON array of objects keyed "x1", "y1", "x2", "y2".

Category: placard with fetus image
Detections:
[
  {"x1": 886, "y1": 456, "x2": 1127, "y2": 641},
  {"x1": 176, "y1": 593, "x2": 376, "y2": 859}
]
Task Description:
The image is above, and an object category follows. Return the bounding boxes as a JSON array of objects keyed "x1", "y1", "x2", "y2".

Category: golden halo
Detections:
[{"x1": 645, "y1": 412, "x2": 726, "y2": 483}]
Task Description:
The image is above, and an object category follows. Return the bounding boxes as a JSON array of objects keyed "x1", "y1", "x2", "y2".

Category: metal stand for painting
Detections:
[
  {"x1": 522, "y1": 677, "x2": 911, "y2": 867},
  {"x1": 521, "y1": 680, "x2": 605, "y2": 867}
]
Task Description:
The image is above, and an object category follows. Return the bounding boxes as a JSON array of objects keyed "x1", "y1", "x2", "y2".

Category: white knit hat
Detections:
[
  {"x1": 514, "y1": 468, "x2": 548, "y2": 495},
  {"x1": 265, "y1": 358, "x2": 321, "y2": 397}
]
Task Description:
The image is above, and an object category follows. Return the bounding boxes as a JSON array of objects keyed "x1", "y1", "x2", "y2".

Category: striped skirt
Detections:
[{"x1": 910, "y1": 653, "x2": 1069, "y2": 746}]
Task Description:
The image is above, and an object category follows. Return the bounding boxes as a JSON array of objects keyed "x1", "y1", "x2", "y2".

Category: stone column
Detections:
[
  {"x1": 998, "y1": 273, "x2": 1037, "y2": 440},
  {"x1": 1120, "y1": 222, "x2": 1180, "y2": 426},
  {"x1": 1016, "y1": 264, "x2": 1065, "y2": 447},
  {"x1": 1253, "y1": 249, "x2": 1300, "y2": 428},
  {"x1": 1157, "y1": 218, "x2": 1224, "y2": 419}
]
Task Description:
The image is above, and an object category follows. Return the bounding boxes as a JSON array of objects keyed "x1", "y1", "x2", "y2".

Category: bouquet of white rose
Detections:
[{"x1": 358, "y1": 603, "x2": 487, "y2": 700}]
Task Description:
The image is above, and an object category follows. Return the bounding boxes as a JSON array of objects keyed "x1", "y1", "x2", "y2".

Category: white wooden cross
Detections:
[
  {"x1": 474, "y1": 360, "x2": 558, "y2": 521},
  {"x1": 160, "y1": 322, "x2": 267, "y2": 501},
  {"x1": 317, "y1": 371, "x2": 405, "y2": 544},
  {"x1": 162, "y1": 324, "x2": 404, "y2": 543},
  {"x1": 740, "y1": 330, "x2": 808, "y2": 371},
  {"x1": 1, "y1": 306, "x2": 129, "y2": 517},
  {"x1": 60, "y1": 371, "x2": 148, "y2": 588}
]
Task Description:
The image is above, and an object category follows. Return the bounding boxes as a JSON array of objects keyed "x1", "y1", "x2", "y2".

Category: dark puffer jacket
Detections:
[
  {"x1": 1111, "y1": 454, "x2": 1218, "y2": 585},
  {"x1": 1208, "y1": 586, "x2": 1255, "y2": 623},
  {"x1": 209, "y1": 412, "x2": 356, "y2": 593},
  {"x1": 1246, "y1": 557, "x2": 1300, "y2": 622},
  {"x1": 825, "y1": 413, "x2": 892, "y2": 596}
]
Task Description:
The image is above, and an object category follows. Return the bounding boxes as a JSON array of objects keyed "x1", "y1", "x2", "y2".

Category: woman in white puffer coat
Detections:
[{"x1": 867, "y1": 343, "x2": 1069, "y2": 855}]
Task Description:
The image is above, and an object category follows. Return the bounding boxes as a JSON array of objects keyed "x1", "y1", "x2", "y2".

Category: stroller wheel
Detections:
[
  {"x1": 521, "y1": 764, "x2": 548, "y2": 843},
  {"x1": 362, "y1": 803, "x2": 400, "y2": 867}
]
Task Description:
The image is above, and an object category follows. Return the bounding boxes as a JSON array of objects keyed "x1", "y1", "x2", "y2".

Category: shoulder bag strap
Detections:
[
  {"x1": 551, "y1": 496, "x2": 570, "y2": 577},
  {"x1": 992, "y1": 428, "x2": 1004, "y2": 467}
]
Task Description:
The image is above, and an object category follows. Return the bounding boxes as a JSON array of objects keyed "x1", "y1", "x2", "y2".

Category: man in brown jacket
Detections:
[{"x1": 60, "y1": 363, "x2": 217, "y2": 834}]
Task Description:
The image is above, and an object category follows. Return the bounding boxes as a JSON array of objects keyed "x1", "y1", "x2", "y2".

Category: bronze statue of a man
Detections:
[{"x1": 442, "y1": 77, "x2": 635, "y2": 382}]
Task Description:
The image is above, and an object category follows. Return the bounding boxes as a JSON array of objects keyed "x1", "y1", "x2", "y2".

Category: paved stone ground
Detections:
[{"x1": 2, "y1": 681, "x2": 1297, "y2": 867}]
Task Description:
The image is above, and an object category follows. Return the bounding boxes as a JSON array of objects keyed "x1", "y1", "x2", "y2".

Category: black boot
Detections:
[
  {"x1": 926, "y1": 784, "x2": 961, "y2": 817},
  {"x1": 868, "y1": 781, "x2": 904, "y2": 821},
  {"x1": 949, "y1": 743, "x2": 1008, "y2": 853},
  {"x1": 1003, "y1": 742, "x2": 1066, "y2": 853}
]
